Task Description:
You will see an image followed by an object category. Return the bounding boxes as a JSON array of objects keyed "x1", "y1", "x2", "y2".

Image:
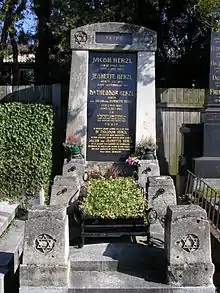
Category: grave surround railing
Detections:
[{"x1": 183, "y1": 170, "x2": 220, "y2": 242}]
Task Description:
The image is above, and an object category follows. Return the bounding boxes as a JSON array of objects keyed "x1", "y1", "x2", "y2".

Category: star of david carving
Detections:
[
  {"x1": 180, "y1": 234, "x2": 200, "y2": 253},
  {"x1": 139, "y1": 33, "x2": 154, "y2": 46},
  {"x1": 74, "y1": 31, "x2": 87, "y2": 44},
  {"x1": 35, "y1": 234, "x2": 56, "y2": 254}
]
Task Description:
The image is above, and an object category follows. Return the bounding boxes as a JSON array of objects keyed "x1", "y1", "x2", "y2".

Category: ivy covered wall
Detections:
[{"x1": 0, "y1": 102, "x2": 53, "y2": 203}]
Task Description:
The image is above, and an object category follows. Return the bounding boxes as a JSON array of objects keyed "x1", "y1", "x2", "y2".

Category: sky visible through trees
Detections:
[{"x1": 0, "y1": 0, "x2": 219, "y2": 87}]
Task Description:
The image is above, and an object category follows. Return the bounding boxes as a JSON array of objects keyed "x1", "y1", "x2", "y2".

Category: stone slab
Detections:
[
  {"x1": 20, "y1": 288, "x2": 68, "y2": 293},
  {"x1": 0, "y1": 220, "x2": 25, "y2": 273},
  {"x1": 62, "y1": 160, "x2": 85, "y2": 183},
  {"x1": 0, "y1": 201, "x2": 19, "y2": 237},
  {"x1": 165, "y1": 205, "x2": 214, "y2": 287},
  {"x1": 50, "y1": 184, "x2": 79, "y2": 207},
  {"x1": 147, "y1": 176, "x2": 176, "y2": 220},
  {"x1": 166, "y1": 205, "x2": 207, "y2": 221},
  {"x1": 148, "y1": 176, "x2": 174, "y2": 186},
  {"x1": 203, "y1": 123, "x2": 220, "y2": 157},
  {"x1": 193, "y1": 157, "x2": 220, "y2": 178},
  {"x1": 138, "y1": 160, "x2": 160, "y2": 189},
  {"x1": 70, "y1": 242, "x2": 166, "y2": 275},
  {"x1": 53, "y1": 176, "x2": 79, "y2": 186},
  {"x1": 22, "y1": 206, "x2": 69, "y2": 266},
  {"x1": 69, "y1": 271, "x2": 215, "y2": 292},
  {"x1": 20, "y1": 264, "x2": 70, "y2": 288},
  {"x1": 20, "y1": 286, "x2": 216, "y2": 293}
]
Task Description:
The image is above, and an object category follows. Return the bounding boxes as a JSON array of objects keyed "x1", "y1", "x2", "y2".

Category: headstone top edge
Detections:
[
  {"x1": 166, "y1": 205, "x2": 207, "y2": 219},
  {"x1": 28, "y1": 205, "x2": 66, "y2": 219},
  {"x1": 71, "y1": 22, "x2": 157, "y2": 36},
  {"x1": 70, "y1": 22, "x2": 157, "y2": 51}
]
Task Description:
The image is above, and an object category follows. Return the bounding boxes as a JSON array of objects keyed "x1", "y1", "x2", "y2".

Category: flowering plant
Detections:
[
  {"x1": 126, "y1": 156, "x2": 141, "y2": 167},
  {"x1": 63, "y1": 135, "x2": 82, "y2": 148},
  {"x1": 63, "y1": 135, "x2": 82, "y2": 158}
]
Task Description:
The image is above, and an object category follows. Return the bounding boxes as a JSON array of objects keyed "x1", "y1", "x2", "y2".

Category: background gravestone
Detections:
[
  {"x1": 66, "y1": 22, "x2": 157, "y2": 162},
  {"x1": 193, "y1": 9, "x2": 220, "y2": 187}
]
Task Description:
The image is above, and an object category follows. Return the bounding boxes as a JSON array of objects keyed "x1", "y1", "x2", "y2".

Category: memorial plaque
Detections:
[
  {"x1": 87, "y1": 51, "x2": 137, "y2": 161},
  {"x1": 208, "y1": 30, "x2": 220, "y2": 105},
  {"x1": 95, "y1": 32, "x2": 132, "y2": 45}
]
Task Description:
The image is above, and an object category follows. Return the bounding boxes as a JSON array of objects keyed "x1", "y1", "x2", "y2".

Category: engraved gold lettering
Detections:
[
  {"x1": 212, "y1": 75, "x2": 220, "y2": 81},
  {"x1": 92, "y1": 57, "x2": 112, "y2": 63},
  {"x1": 210, "y1": 89, "x2": 220, "y2": 95},
  {"x1": 117, "y1": 74, "x2": 132, "y2": 80}
]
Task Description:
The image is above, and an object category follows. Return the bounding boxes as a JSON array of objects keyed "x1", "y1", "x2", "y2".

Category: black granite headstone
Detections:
[
  {"x1": 86, "y1": 51, "x2": 137, "y2": 161},
  {"x1": 193, "y1": 14, "x2": 220, "y2": 178}
]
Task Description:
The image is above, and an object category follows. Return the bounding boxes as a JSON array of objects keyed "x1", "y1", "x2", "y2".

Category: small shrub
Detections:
[{"x1": 81, "y1": 177, "x2": 146, "y2": 219}]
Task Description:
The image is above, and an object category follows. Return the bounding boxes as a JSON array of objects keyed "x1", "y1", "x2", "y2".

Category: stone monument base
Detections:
[
  {"x1": 20, "y1": 264, "x2": 70, "y2": 288},
  {"x1": 193, "y1": 157, "x2": 220, "y2": 178},
  {"x1": 20, "y1": 242, "x2": 215, "y2": 293}
]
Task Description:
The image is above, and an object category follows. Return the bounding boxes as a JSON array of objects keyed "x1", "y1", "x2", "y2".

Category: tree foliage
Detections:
[
  {"x1": 1, "y1": 0, "x2": 219, "y2": 86},
  {"x1": 0, "y1": 0, "x2": 28, "y2": 84}
]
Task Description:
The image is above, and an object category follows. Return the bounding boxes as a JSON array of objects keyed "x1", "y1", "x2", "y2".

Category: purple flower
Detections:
[{"x1": 126, "y1": 156, "x2": 141, "y2": 166}]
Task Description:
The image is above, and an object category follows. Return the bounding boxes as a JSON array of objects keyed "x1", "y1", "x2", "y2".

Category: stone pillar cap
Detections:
[
  {"x1": 167, "y1": 205, "x2": 207, "y2": 220},
  {"x1": 148, "y1": 176, "x2": 174, "y2": 185}
]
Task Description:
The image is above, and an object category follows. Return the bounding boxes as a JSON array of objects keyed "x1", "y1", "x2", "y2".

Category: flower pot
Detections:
[
  {"x1": 71, "y1": 146, "x2": 81, "y2": 158},
  {"x1": 141, "y1": 150, "x2": 156, "y2": 160}
]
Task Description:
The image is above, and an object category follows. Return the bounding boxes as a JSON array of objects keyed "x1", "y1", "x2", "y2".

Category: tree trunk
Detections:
[
  {"x1": 34, "y1": 0, "x2": 52, "y2": 85},
  {"x1": 9, "y1": 30, "x2": 19, "y2": 85}
]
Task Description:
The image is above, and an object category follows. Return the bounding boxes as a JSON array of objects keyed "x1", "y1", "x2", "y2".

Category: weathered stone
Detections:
[
  {"x1": 0, "y1": 201, "x2": 19, "y2": 237},
  {"x1": 147, "y1": 176, "x2": 177, "y2": 221},
  {"x1": 53, "y1": 176, "x2": 79, "y2": 186},
  {"x1": 69, "y1": 271, "x2": 215, "y2": 293},
  {"x1": 22, "y1": 206, "x2": 69, "y2": 266},
  {"x1": 62, "y1": 159, "x2": 85, "y2": 183},
  {"x1": 165, "y1": 205, "x2": 215, "y2": 287},
  {"x1": 70, "y1": 22, "x2": 157, "y2": 51},
  {"x1": 20, "y1": 288, "x2": 68, "y2": 293},
  {"x1": 20, "y1": 206, "x2": 70, "y2": 289},
  {"x1": 50, "y1": 183, "x2": 79, "y2": 207},
  {"x1": 138, "y1": 160, "x2": 160, "y2": 189},
  {"x1": 20, "y1": 264, "x2": 69, "y2": 287},
  {"x1": 0, "y1": 220, "x2": 25, "y2": 274}
]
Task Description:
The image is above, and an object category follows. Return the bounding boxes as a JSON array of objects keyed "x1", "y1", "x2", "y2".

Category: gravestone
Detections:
[
  {"x1": 165, "y1": 205, "x2": 215, "y2": 289},
  {"x1": 193, "y1": 8, "x2": 220, "y2": 187},
  {"x1": 147, "y1": 176, "x2": 176, "y2": 221},
  {"x1": 65, "y1": 22, "x2": 157, "y2": 165},
  {"x1": 19, "y1": 206, "x2": 70, "y2": 290}
]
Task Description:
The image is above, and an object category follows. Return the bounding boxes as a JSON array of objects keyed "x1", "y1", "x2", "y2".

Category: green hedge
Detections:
[{"x1": 0, "y1": 102, "x2": 53, "y2": 203}]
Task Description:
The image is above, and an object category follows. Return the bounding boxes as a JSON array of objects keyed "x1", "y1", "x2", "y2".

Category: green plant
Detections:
[
  {"x1": 63, "y1": 135, "x2": 82, "y2": 158},
  {"x1": 0, "y1": 102, "x2": 53, "y2": 204},
  {"x1": 81, "y1": 177, "x2": 146, "y2": 219}
]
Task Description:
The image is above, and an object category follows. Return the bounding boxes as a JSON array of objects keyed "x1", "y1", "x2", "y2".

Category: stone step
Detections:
[
  {"x1": 0, "y1": 201, "x2": 19, "y2": 237},
  {"x1": 70, "y1": 242, "x2": 166, "y2": 273},
  {"x1": 0, "y1": 220, "x2": 25, "y2": 273},
  {"x1": 69, "y1": 271, "x2": 215, "y2": 293}
]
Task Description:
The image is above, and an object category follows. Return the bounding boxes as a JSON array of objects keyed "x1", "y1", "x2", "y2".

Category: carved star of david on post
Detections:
[
  {"x1": 180, "y1": 234, "x2": 200, "y2": 253},
  {"x1": 74, "y1": 31, "x2": 87, "y2": 44},
  {"x1": 35, "y1": 234, "x2": 56, "y2": 254}
]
